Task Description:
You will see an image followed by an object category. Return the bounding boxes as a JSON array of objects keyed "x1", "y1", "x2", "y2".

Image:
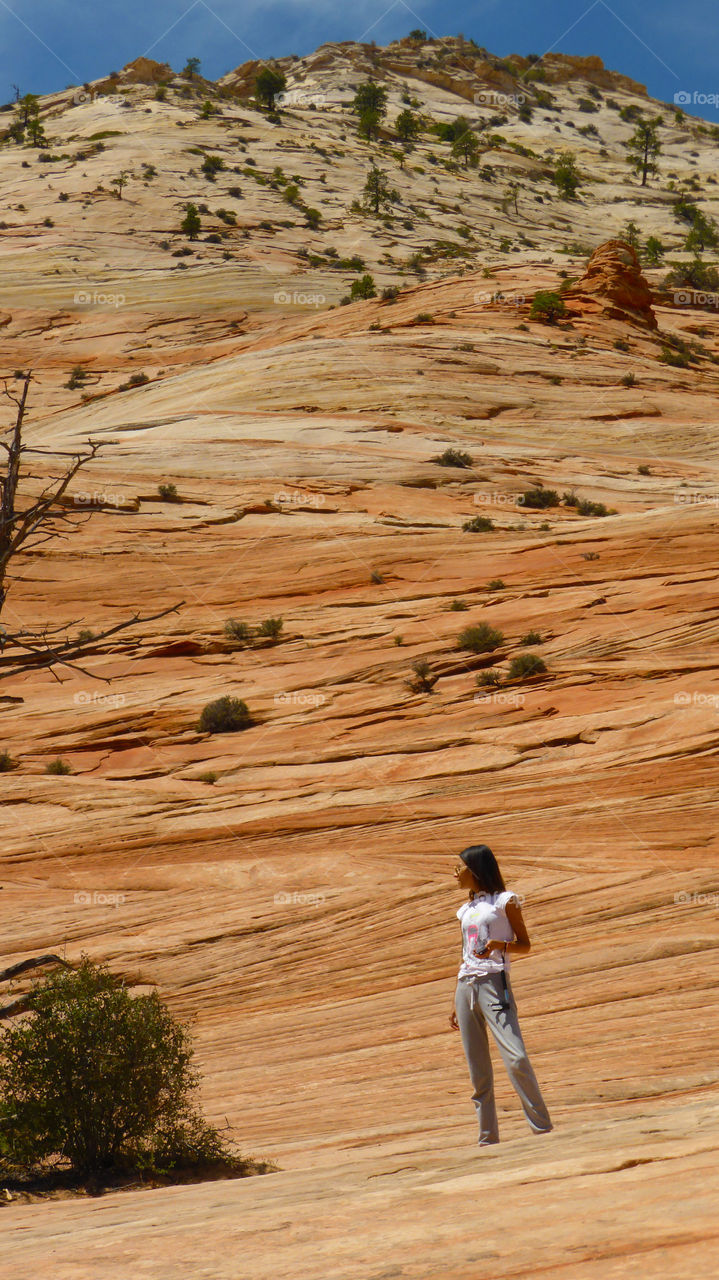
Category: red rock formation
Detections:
[{"x1": 561, "y1": 239, "x2": 658, "y2": 329}]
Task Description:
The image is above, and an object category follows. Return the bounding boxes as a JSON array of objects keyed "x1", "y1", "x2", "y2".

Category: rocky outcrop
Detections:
[
  {"x1": 540, "y1": 53, "x2": 647, "y2": 96},
  {"x1": 561, "y1": 239, "x2": 658, "y2": 329}
]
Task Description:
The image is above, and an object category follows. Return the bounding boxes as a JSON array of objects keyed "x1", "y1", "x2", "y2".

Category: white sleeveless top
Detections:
[{"x1": 456, "y1": 890, "x2": 519, "y2": 978}]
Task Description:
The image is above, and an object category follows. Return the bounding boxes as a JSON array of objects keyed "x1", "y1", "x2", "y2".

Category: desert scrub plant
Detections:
[
  {"x1": 462, "y1": 515, "x2": 494, "y2": 532},
  {"x1": 519, "y1": 487, "x2": 559, "y2": 509},
  {"x1": 157, "y1": 483, "x2": 181, "y2": 501},
  {"x1": 224, "y1": 619, "x2": 252, "y2": 645},
  {"x1": 476, "y1": 669, "x2": 502, "y2": 687},
  {"x1": 196, "y1": 771, "x2": 217, "y2": 784},
  {"x1": 0, "y1": 956, "x2": 248, "y2": 1183},
  {"x1": 576, "y1": 499, "x2": 608, "y2": 517},
  {"x1": 350, "y1": 273, "x2": 376, "y2": 300},
  {"x1": 46, "y1": 758, "x2": 72, "y2": 775},
  {"x1": 530, "y1": 291, "x2": 567, "y2": 324},
  {"x1": 414, "y1": 312, "x2": 434, "y2": 323},
  {"x1": 257, "y1": 617, "x2": 283, "y2": 640},
  {"x1": 432, "y1": 447, "x2": 473, "y2": 468},
  {"x1": 0, "y1": 750, "x2": 17, "y2": 772},
  {"x1": 457, "y1": 623, "x2": 504, "y2": 654},
  {"x1": 198, "y1": 696, "x2": 252, "y2": 733},
  {"x1": 407, "y1": 659, "x2": 437, "y2": 693},
  {"x1": 520, "y1": 630, "x2": 543, "y2": 645},
  {"x1": 65, "y1": 365, "x2": 89, "y2": 390},
  {"x1": 659, "y1": 346, "x2": 691, "y2": 369},
  {"x1": 507, "y1": 652, "x2": 547, "y2": 680},
  {"x1": 370, "y1": 570, "x2": 384, "y2": 584},
  {"x1": 487, "y1": 578, "x2": 505, "y2": 591},
  {"x1": 638, "y1": 464, "x2": 651, "y2": 476},
  {"x1": 449, "y1": 599, "x2": 468, "y2": 611},
  {"x1": 119, "y1": 371, "x2": 150, "y2": 390},
  {"x1": 621, "y1": 372, "x2": 636, "y2": 387}
]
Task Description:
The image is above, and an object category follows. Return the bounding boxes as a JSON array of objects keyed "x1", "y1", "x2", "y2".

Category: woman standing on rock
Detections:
[{"x1": 449, "y1": 844, "x2": 553, "y2": 1145}]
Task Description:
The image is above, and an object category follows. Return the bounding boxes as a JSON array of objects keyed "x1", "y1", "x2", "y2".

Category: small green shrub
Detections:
[
  {"x1": 414, "y1": 312, "x2": 434, "y2": 323},
  {"x1": 65, "y1": 365, "x2": 88, "y2": 390},
  {"x1": 463, "y1": 515, "x2": 494, "y2": 532},
  {"x1": 350, "y1": 273, "x2": 376, "y2": 300},
  {"x1": 196, "y1": 771, "x2": 217, "y2": 784},
  {"x1": 507, "y1": 652, "x2": 547, "y2": 679},
  {"x1": 224, "y1": 619, "x2": 252, "y2": 644},
  {"x1": 370, "y1": 570, "x2": 384, "y2": 584},
  {"x1": 198, "y1": 697, "x2": 252, "y2": 733},
  {"x1": 408, "y1": 659, "x2": 437, "y2": 692},
  {"x1": 457, "y1": 623, "x2": 504, "y2": 654},
  {"x1": 256, "y1": 617, "x2": 283, "y2": 640},
  {"x1": 659, "y1": 347, "x2": 691, "y2": 369},
  {"x1": 576, "y1": 499, "x2": 608, "y2": 517},
  {"x1": 0, "y1": 750, "x2": 17, "y2": 772},
  {"x1": 638, "y1": 464, "x2": 651, "y2": 476},
  {"x1": 520, "y1": 631, "x2": 543, "y2": 645},
  {"x1": 519, "y1": 487, "x2": 559, "y2": 509},
  {"x1": 46, "y1": 758, "x2": 72, "y2": 775},
  {"x1": 530, "y1": 291, "x2": 567, "y2": 323},
  {"x1": 487, "y1": 579, "x2": 505, "y2": 591},
  {"x1": 433, "y1": 447, "x2": 473, "y2": 468},
  {"x1": 449, "y1": 599, "x2": 468, "y2": 611},
  {"x1": 621, "y1": 372, "x2": 636, "y2": 387},
  {"x1": 476, "y1": 670, "x2": 501, "y2": 687},
  {"x1": 158, "y1": 483, "x2": 181, "y2": 502}
]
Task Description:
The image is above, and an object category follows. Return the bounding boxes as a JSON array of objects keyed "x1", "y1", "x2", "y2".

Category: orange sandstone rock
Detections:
[{"x1": 561, "y1": 239, "x2": 658, "y2": 330}]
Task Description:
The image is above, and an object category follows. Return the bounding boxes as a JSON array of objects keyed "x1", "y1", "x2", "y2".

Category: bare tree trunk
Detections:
[{"x1": 0, "y1": 373, "x2": 183, "y2": 679}]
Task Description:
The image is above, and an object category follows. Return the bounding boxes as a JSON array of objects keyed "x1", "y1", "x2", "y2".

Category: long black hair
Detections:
[{"x1": 459, "y1": 844, "x2": 506, "y2": 895}]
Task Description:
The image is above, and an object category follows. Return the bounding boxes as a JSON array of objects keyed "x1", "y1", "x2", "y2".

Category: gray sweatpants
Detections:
[{"x1": 455, "y1": 971, "x2": 552, "y2": 1144}]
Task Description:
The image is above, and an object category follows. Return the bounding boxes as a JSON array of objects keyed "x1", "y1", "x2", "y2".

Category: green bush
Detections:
[
  {"x1": 433, "y1": 447, "x2": 473, "y2": 468},
  {"x1": 0, "y1": 750, "x2": 17, "y2": 772},
  {"x1": 350, "y1": 273, "x2": 376, "y2": 300},
  {"x1": 257, "y1": 617, "x2": 283, "y2": 640},
  {"x1": 457, "y1": 623, "x2": 504, "y2": 654},
  {"x1": 576, "y1": 499, "x2": 608, "y2": 516},
  {"x1": 659, "y1": 346, "x2": 691, "y2": 369},
  {"x1": 224, "y1": 619, "x2": 252, "y2": 644},
  {"x1": 201, "y1": 155, "x2": 225, "y2": 180},
  {"x1": 487, "y1": 578, "x2": 505, "y2": 590},
  {"x1": 157, "y1": 483, "x2": 181, "y2": 502},
  {"x1": 408, "y1": 659, "x2": 437, "y2": 692},
  {"x1": 449, "y1": 599, "x2": 468, "y2": 611},
  {"x1": 530, "y1": 291, "x2": 567, "y2": 323},
  {"x1": 462, "y1": 515, "x2": 494, "y2": 532},
  {"x1": 46, "y1": 758, "x2": 71, "y2": 775},
  {"x1": 519, "y1": 487, "x2": 559, "y2": 509},
  {"x1": 507, "y1": 652, "x2": 547, "y2": 680},
  {"x1": 476, "y1": 669, "x2": 501, "y2": 687},
  {"x1": 198, "y1": 696, "x2": 252, "y2": 733},
  {"x1": 0, "y1": 958, "x2": 242, "y2": 1181},
  {"x1": 519, "y1": 631, "x2": 543, "y2": 645}
]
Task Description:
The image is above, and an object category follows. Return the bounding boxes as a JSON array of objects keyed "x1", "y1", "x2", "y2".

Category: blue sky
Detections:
[{"x1": 1, "y1": 0, "x2": 718, "y2": 119}]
